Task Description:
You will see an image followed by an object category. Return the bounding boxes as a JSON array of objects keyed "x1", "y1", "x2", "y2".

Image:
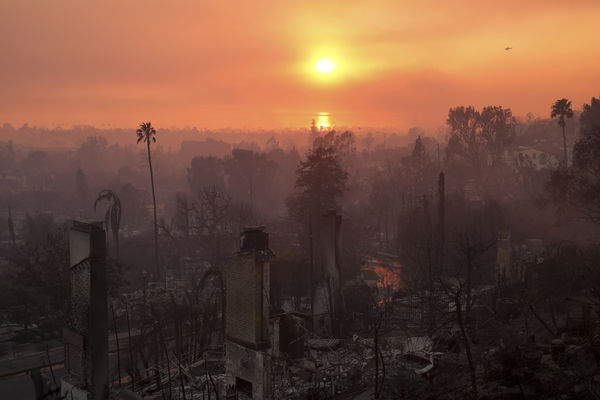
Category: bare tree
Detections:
[{"x1": 440, "y1": 231, "x2": 496, "y2": 399}]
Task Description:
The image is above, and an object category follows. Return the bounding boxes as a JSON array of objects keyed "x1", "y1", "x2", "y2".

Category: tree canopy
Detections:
[
  {"x1": 548, "y1": 97, "x2": 600, "y2": 223},
  {"x1": 446, "y1": 105, "x2": 516, "y2": 169},
  {"x1": 551, "y1": 98, "x2": 574, "y2": 129},
  {"x1": 287, "y1": 146, "x2": 348, "y2": 220}
]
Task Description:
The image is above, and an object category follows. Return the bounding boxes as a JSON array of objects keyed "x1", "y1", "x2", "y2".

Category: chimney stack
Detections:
[{"x1": 61, "y1": 220, "x2": 108, "y2": 400}]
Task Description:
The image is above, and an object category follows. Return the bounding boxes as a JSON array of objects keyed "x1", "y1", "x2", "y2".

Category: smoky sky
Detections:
[{"x1": 1, "y1": 0, "x2": 599, "y2": 129}]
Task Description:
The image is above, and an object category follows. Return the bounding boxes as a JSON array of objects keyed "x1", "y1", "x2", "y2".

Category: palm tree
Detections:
[
  {"x1": 551, "y1": 98, "x2": 574, "y2": 166},
  {"x1": 136, "y1": 122, "x2": 160, "y2": 277},
  {"x1": 94, "y1": 190, "x2": 122, "y2": 258}
]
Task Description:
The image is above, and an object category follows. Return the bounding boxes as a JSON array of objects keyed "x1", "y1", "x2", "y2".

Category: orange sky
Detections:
[{"x1": 1, "y1": 0, "x2": 599, "y2": 131}]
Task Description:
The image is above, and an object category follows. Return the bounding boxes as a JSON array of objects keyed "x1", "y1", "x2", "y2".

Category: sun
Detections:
[{"x1": 315, "y1": 58, "x2": 335, "y2": 74}]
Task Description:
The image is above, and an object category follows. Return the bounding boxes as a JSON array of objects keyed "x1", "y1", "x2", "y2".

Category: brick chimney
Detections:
[
  {"x1": 225, "y1": 226, "x2": 274, "y2": 399},
  {"x1": 61, "y1": 220, "x2": 108, "y2": 400}
]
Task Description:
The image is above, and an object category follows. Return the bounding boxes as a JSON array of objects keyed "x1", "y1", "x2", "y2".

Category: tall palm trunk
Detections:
[
  {"x1": 147, "y1": 140, "x2": 160, "y2": 277},
  {"x1": 562, "y1": 123, "x2": 568, "y2": 167}
]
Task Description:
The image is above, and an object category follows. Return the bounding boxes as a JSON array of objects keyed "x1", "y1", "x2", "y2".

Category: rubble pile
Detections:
[
  {"x1": 477, "y1": 334, "x2": 600, "y2": 400},
  {"x1": 272, "y1": 338, "x2": 373, "y2": 399},
  {"x1": 113, "y1": 347, "x2": 226, "y2": 400}
]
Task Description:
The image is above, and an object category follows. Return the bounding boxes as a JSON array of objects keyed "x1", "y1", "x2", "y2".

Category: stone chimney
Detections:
[
  {"x1": 61, "y1": 220, "x2": 108, "y2": 400},
  {"x1": 225, "y1": 226, "x2": 274, "y2": 399},
  {"x1": 311, "y1": 209, "x2": 342, "y2": 337}
]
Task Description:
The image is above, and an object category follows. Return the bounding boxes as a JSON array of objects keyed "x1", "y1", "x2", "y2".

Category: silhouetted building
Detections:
[{"x1": 179, "y1": 138, "x2": 231, "y2": 160}]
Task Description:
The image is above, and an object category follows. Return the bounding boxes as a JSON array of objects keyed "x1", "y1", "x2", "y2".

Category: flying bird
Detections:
[{"x1": 505, "y1": 47, "x2": 512, "y2": 51}]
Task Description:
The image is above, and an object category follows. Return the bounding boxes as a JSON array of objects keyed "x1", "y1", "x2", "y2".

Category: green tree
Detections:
[
  {"x1": 479, "y1": 105, "x2": 516, "y2": 166},
  {"x1": 406, "y1": 136, "x2": 435, "y2": 201},
  {"x1": 94, "y1": 189, "x2": 122, "y2": 258},
  {"x1": 447, "y1": 105, "x2": 515, "y2": 169},
  {"x1": 188, "y1": 156, "x2": 226, "y2": 194},
  {"x1": 551, "y1": 98, "x2": 574, "y2": 166},
  {"x1": 549, "y1": 97, "x2": 600, "y2": 223},
  {"x1": 286, "y1": 146, "x2": 348, "y2": 220},
  {"x1": 136, "y1": 122, "x2": 160, "y2": 277},
  {"x1": 411, "y1": 135, "x2": 428, "y2": 162},
  {"x1": 312, "y1": 130, "x2": 356, "y2": 160},
  {"x1": 580, "y1": 97, "x2": 600, "y2": 137},
  {"x1": 446, "y1": 106, "x2": 484, "y2": 169},
  {"x1": 224, "y1": 149, "x2": 276, "y2": 213}
]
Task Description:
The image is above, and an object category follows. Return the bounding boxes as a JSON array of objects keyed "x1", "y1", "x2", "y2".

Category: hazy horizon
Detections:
[{"x1": 0, "y1": 105, "x2": 588, "y2": 133}]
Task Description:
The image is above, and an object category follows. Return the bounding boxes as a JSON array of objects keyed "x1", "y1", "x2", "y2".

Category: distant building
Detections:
[
  {"x1": 179, "y1": 138, "x2": 231, "y2": 161},
  {"x1": 514, "y1": 146, "x2": 559, "y2": 170},
  {"x1": 0, "y1": 172, "x2": 26, "y2": 193}
]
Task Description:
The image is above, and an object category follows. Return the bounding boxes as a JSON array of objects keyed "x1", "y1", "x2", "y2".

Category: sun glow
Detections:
[
  {"x1": 301, "y1": 45, "x2": 379, "y2": 85},
  {"x1": 315, "y1": 58, "x2": 335, "y2": 74},
  {"x1": 317, "y1": 112, "x2": 330, "y2": 129}
]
